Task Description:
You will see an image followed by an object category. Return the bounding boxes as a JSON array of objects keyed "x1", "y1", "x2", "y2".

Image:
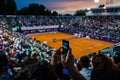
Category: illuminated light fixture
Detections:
[
  {"x1": 87, "y1": 8, "x2": 91, "y2": 10},
  {"x1": 103, "y1": 6, "x2": 106, "y2": 9},
  {"x1": 94, "y1": 0, "x2": 99, "y2": 3}
]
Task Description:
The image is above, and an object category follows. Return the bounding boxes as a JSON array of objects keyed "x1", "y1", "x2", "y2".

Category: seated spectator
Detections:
[
  {"x1": 91, "y1": 54, "x2": 120, "y2": 80},
  {"x1": 0, "y1": 50, "x2": 12, "y2": 80},
  {"x1": 79, "y1": 56, "x2": 92, "y2": 80},
  {"x1": 14, "y1": 60, "x2": 57, "y2": 80},
  {"x1": 14, "y1": 48, "x2": 86, "y2": 80},
  {"x1": 112, "y1": 54, "x2": 120, "y2": 72}
]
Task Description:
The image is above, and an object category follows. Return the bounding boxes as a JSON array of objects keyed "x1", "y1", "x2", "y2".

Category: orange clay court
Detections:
[{"x1": 29, "y1": 32, "x2": 114, "y2": 58}]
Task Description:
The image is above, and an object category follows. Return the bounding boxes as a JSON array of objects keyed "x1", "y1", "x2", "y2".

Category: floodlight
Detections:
[
  {"x1": 103, "y1": 6, "x2": 106, "y2": 9},
  {"x1": 87, "y1": 8, "x2": 91, "y2": 11},
  {"x1": 94, "y1": 0, "x2": 99, "y2": 3}
]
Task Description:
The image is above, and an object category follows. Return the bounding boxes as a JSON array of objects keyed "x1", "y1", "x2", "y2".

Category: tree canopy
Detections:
[
  {"x1": 74, "y1": 10, "x2": 86, "y2": 16},
  {"x1": 0, "y1": 0, "x2": 17, "y2": 14},
  {"x1": 0, "y1": 1, "x2": 86, "y2": 16},
  {"x1": 18, "y1": 3, "x2": 59, "y2": 15}
]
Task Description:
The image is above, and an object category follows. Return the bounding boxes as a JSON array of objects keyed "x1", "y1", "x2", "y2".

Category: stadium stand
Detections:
[{"x1": 0, "y1": 6, "x2": 120, "y2": 79}]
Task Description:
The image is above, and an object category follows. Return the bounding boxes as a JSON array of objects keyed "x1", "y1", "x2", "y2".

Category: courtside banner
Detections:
[{"x1": 18, "y1": 28, "x2": 59, "y2": 34}]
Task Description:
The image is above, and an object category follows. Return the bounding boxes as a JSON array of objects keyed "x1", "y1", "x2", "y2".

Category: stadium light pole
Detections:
[{"x1": 94, "y1": 0, "x2": 100, "y2": 7}]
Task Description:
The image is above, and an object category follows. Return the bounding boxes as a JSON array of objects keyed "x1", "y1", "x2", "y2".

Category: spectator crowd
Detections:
[
  {"x1": 1, "y1": 15, "x2": 120, "y2": 43},
  {"x1": 0, "y1": 16, "x2": 120, "y2": 80},
  {"x1": 60, "y1": 16, "x2": 120, "y2": 42}
]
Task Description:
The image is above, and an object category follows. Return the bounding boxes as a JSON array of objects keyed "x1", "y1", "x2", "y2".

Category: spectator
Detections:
[
  {"x1": 14, "y1": 60, "x2": 57, "y2": 80},
  {"x1": 79, "y1": 56, "x2": 92, "y2": 80},
  {"x1": 14, "y1": 48, "x2": 86, "y2": 80},
  {"x1": 0, "y1": 50, "x2": 12, "y2": 80},
  {"x1": 91, "y1": 54, "x2": 120, "y2": 80},
  {"x1": 76, "y1": 62, "x2": 82, "y2": 71},
  {"x1": 51, "y1": 47, "x2": 86, "y2": 80},
  {"x1": 112, "y1": 54, "x2": 120, "y2": 72}
]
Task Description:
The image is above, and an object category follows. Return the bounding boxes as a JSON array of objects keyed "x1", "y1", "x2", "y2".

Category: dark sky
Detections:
[{"x1": 15, "y1": 0, "x2": 120, "y2": 14}]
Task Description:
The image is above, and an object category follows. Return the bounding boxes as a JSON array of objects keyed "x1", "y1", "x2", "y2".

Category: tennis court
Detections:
[{"x1": 29, "y1": 32, "x2": 113, "y2": 58}]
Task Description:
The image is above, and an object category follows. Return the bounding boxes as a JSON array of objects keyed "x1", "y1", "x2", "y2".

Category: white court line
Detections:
[
  {"x1": 71, "y1": 40, "x2": 102, "y2": 51},
  {"x1": 80, "y1": 43, "x2": 103, "y2": 52}
]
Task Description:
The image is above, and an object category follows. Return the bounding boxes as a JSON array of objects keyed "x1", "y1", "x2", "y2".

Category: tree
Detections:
[
  {"x1": 39, "y1": 5, "x2": 46, "y2": 15},
  {"x1": 6, "y1": 0, "x2": 17, "y2": 14},
  {"x1": 18, "y1": 3, "x2": 48, "y2": 15},
  {"x1": 64, "y1": 14, "x2": 72, "y2": 16},
  {"x1": 58, "y1": 14, "x2": 63, "y2": 16},
  {"x1": 74, "y1": 10, "x2": 86, "y2": 16},
  {"x1": 52, "y1": 11, "x2": 58, "y2": 16},
  {"x1": 44, "y1": 9, "x2": 51, "y2": 15},
  {"x1": 18, "y1": 7, "x2": 29, "y2": 15},
  {"x1": 0, "y1": 0, "x2": 6, "y2": 14},
  {"x1": 28, "y1": 3, "x2": 40, "y2": 15},
  {"x1": 0, "y1": 0, "x2": 17, "y2": 14}
]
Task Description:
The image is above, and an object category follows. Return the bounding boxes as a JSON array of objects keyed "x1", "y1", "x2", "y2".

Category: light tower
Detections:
[{"x1": 94, "y1": 0, "x2": 100, "y2": 6}]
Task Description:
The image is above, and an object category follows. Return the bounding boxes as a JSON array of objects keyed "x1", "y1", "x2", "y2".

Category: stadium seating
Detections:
[{"x1": 0, "y1": 15, "x2": 120, "y2": 80}]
